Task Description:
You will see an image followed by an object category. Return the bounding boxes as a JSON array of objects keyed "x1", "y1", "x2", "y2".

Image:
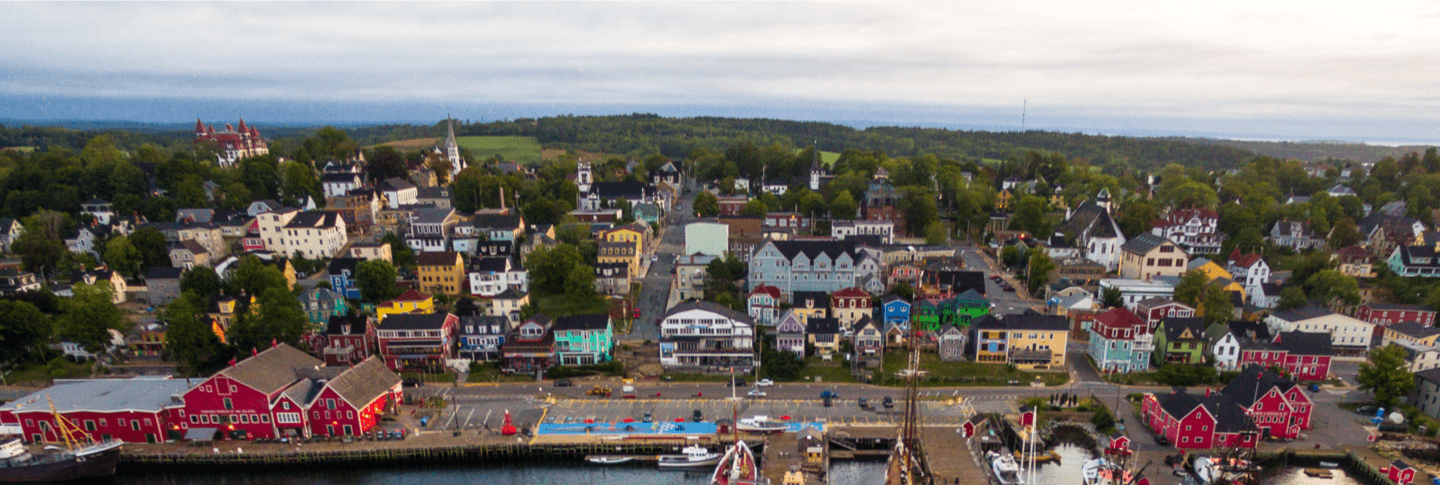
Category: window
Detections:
[
  {"x1": 190, "y1": 415, "x2": 199, "y2": 424},
  {"x1": 131, "y1": 420, "x2": 141, "y2": 431},
  {"x1": 84, "y1": 420, "x2": 95, "y2": 431},
  {"x1": 223, "y1": 398, "x2": 233, "y2": 410},
  {"x1": 261, "y1": 414, "x2": 270, "y2": 423}
]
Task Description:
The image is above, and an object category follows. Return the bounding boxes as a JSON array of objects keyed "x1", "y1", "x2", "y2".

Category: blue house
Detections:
[
  {"x1": 879, "y1": 295, "x2": 911, "y2": 330},
  {"x1": 327, "y1": 257, "x2": 363, "y2": 299}
]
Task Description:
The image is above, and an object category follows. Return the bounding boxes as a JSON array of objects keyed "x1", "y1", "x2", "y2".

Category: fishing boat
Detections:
[
  {"x1": 989, "y1": 451, "x2": 1025, "y2": 485},
  {"x1": 1192, "y1": 456, "x2": 1215, "y2": 484},
  {"x1": 1082, "y1": 458, "x2": 1137, "y2": 485},
  {"x1": 586, "y1": 455, "x2": 635, "y2": 465},
  {"x1": 884, "y1": 332, "x2": 926, "y2": 485},
  {"x1": 1318, "y1": 461, "x2": 1340, "y2": 468},
  {"x1": 710, "y1": 441, "x2": 758, "y2": 485},
  {"x1": 658, "y1": 444, "x2": 722, "y2": 468},
  {"x1": 736, "y1": 416, "x2": 787, "y2": 434},
  {"x1": 1304, "y1": 468, "x2": 1334, "y2": 479},
  {"x1": 0, "y1": 395, "x2": 123, "y2": 482}
]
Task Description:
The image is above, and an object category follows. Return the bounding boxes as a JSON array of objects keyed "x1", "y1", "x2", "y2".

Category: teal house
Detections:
[
  {"x1": 912, "y1": 298, "x2": 941, "y2": 331},
  {"x1": 553, "y1": 314, "x2": 614, "y2": 365},
  {"x1": 302, "y1": 287, "x2": 348, "y2": 330},
  {"x1": 939, "y1": 289, "x2": 990, "y2": 328}
]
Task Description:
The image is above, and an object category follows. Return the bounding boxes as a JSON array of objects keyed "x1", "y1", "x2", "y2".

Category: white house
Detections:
[
  {"x1": 1060, "y1": 188, "x2": 1126, "y2": 271},
  {"x1": 467, "y1": 257, "x2": 529, "y2": 297},
  {"x1": 1099, "y1": 278, "x2": 1176, "y2": 311},
  {"x1": 322, "y1": 173, "x2": 364, "y2": 199},
  {"x1": 1211, "y1": 331, "x2": 1241, "y2": 371},
  {"x1": 657, "y1": 301, "x2": 756, "y2": 372},
  {"x1": 1224, "y1": 250, "x2": 1271, "y2": 297},
  {"x1": 255, "y1": 207, "x2": 301, "y2": 254},
  {"x1": 1264, "y1": 305, "x2": 1373, "y2": 355},
  {"x1": 831, "y1": 220, "x2": 895, "y2": 244},
  {"x1": 378, "y1": 177, "x2": 418, "y2": 209},
  {"x1": 280, "y1": 211, "x2": 347, "y2": 259},
  {"x1": 774, "y1": 309, "x2": 807, "y2": 358}
]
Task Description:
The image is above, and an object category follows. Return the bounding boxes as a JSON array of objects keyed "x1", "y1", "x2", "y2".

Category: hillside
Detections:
[{"x1": 1163, "y1": 137, "x2": 1432, "y2": 163}]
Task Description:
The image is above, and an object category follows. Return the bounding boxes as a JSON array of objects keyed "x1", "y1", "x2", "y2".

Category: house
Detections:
[
  {"x1": 829, "y1": 287, "x2": 872, "y2": 332},
  {"x1": 969, "y1": 315, "x2": 1009, "y2": 364},
  {"x1": 1088, "y1": 308, "x2": 1153, "y2": 373},
  {"x1": 375, "y1": 289, "x2": 435, "y2": 323},
  {"x1": 378, "y1": 178, "x2": 418, "y2": 209},
  {"x1": 1139, "y1": 389, "x2": 1254, "y2": 450},
  {"x1": 417, "y1": 251, "x2": 465, "y2": 295},
  {"x1": 1099, "y1": 279, "x2": 1177, "y2": 311},
  {"x1": 144, "y1": 266, "x2": 184, "y2": 306},
  {"x1": 468, "y1": 256, "x2": 528, "y2": 297},
  {"x1": 806, "y1": 318, "x2": 843, "y2": 355},
  {"x1": 775, "y1": 310, "x2": 807, "y2": 358},
  {"x1": 404, "y1": 208, "x2": 456, "y2": 253},
  {"x1": 1383, "y1": 322, "x2": 1440, "y2": 348},
  {"x1": 1237, "y1": 331, "x2": 1334, "y2": 381},
  {"x1": 911, "y1": 298, "x2": 940, "y2": 332},
  {"x1": 1220, "y1": 366, "x2": 1315, "y2": 439},
  {"x1": 81, "y1": 198, "x2": 115, "y2": 224},
  {"x1": 1264, "y1": 305, "x2": 1373, "y2": 355},
  {"x1": 1208, "y1": 320, "x2": 1271, "y2": 371},
  {"x1": 790, "y1": 291, "x2": 829, "y2": 324},
  {"x1": 348, "y1": 242, "x2": 392, "y2": 262},
  {"x1": 831, "y1": 219, "x2": 895, "y2": 244},
  {"x1": 457, "y1": 315, "x2": 509, "y2": 362},
  {"x1": 1332, "y1": 246, "x2": 1375, "y2": 279},
  {"x1": 502, "y1": 315, "x2": 554, "y2": 375},
  {"x1": 1249, "y1": 282, "x2": 1284, "y2": 309},
  {"x1": 1410, "y1": 368, "x2": 1440, "y2": 421},
  {"x1": 1384, "y1": 461, "x2": 1418, "y2": 485},
  {"x1": 747, "y1": 284, "x2": 782, "y2": 327},
  {"x1": 878, "y1": 295, "x2": 911, "y2": 330},
  {"x1": 1356, "y1": 303, "x2": 1436, "y2": 328},
  {"x1": 650, "y1": 161, "x2": 682, "y2": 186},
  {"x1": 552, "y1": 314, "x2": 614, "y2": 365},
  {"x1": 416, "y1": 186, "x2": 452, "y2": 209},
  {"x1": 375, "y1": 313, "x2": 457, "y2": 371},
  {"x1": 1327, "y1": 184, "x2": 1358, "y2": 198},
  {"x1": 1151, "y1": 208, "x2": 1224, "y2": 254},
  {"x1": 920, "y1": 270, "x2": 987, "y2": 299},
  {"x1": 193, "y1": 118, "x2": 269, "y2": 166},
  {"x1": 1119, "y1": 233, "x2": 1188, "y2": 281},
  {"x1": 1388, "y1": 245, "x2": 1440, "y2": 278},
  {"x1": 717, "y1": 195, "x2": 749, "y2": 216},
  {"x1": 301, "y1": 287, "x2": 348, "y2": 330},
  {"x1": 1268, "y1": 220, "x2": 1326, "y2": 251},
  {"x1": 316, "y1": 315, "x2": 375, "y2": 366},
  {"x1": 169, "y1": 240, "x2": 212, "y2": 269},
  {"x1": 853, "y1": 316, "x2": 884, "y2": 366},
  {"x1": 1362, "y1": 212, "x2": 1425, "y2": 259},
  {"x1": 1154, "y1": 317, "x2": 1207, "y2": 365},
  {"x1": 73, "y1": 266, "x2": 127, "y2": 304},
  {"x1": 281, "y1": 211, "x2": 347, "y2": 259},
  {"x1": 937, "y1": 324, "x2": 967, "y2": 361},
  {"x1": 322, "y1": 173, "x2": 363, "y2": 199},
  {"x1": 658, "y1": 301, "x2": 756, "y2": 373},
  {"x1": 1224, "y1": 249, "x2": 1271, "y2": 293},
  {"x1": 0, "y1": 377, "x2": 196, "y2": 444},
  {"x1": 598, "y1": 240, "x2": 640, "y2": 280},
  {"x1": 1391, "y1": 339, "x2": 1440, "y2": 372},
  {"x1": 937, "y1": 289, "x2": 990, "y2": 331},
  {"x1": 468, "y1": 213, "x2": 525, "y2": 243},
  {"x1": 487, "y1": 288, "x2": 529, "y2": 325},
  {"x1": 0, "y1": 217, "x2": 24, "y2": 252},
  {"x1": 1060, "y1": 188, "x2": 1127, "y2": 271},
  {"x1": 248, "y1": 199, "x2": 286, "y2": 218},
  {"x1": 594, "y1": 262, "x2": 631, "y2": 296},
  {"x1": 326, "y1": 257, "x2": 363, "y2": 299},
  {"x1": 1134, "y1": 298, "x2": 1196, "y2": 331},
  {"x1": 747, "y1": 239, "x2": 880, "y2": 296}
]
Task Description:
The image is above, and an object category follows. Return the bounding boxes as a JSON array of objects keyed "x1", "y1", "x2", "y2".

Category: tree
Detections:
[
  {"x1": 1200, "y1": 283, "x2": 1235, "y2": 325},
  {"x1": 1026, "y1": 248, "x2": 1056, "y2": 294},
  {"x1": 1305, "y1": 270, "x2": 1361, "y2": 308},
  {"x1": 1090, "y1": 404, "x2": 1116, "y2": 432},
  {"x1": 228, "y1": 287, "x2": 308, "y2": 351},
  {"x1": 1102, "y1": 286, "x2": 1123, "y2": 308},
  {"x1": 525, "y1": 244, "x2": 586, "y2": 296},
  {"x1": 694, "y1": 191, "x2": 719, "y2": 217},
  {"x1": 129, "y1": 226, "x2": 170, "y2": 269},
  {"x1": 925, "y1": 222, "x2": 947, "y2": 245},
  {"x1": 564, "y1": 263, "x2": 598, "y2": 302},
  {"x1": 366, "y1": 145, "x2": 409, "y2": 181},
  {"x1": 380, "y1": 233, "x2": 416, "y2": 269},
  {"x1": 1278, "y1": 287, "x2": 1308, "y2": 310},
  {"x1": 1357, "y1": 344, "x2": 1416, "y2": 407},
  {"x1": 230, "y1": 256, "x2": 290, "y2": 301},
  {"x1": 891, "y1": 281, "x2": 915, "y2": 301},
  {"x1": 101, "y1": 235, "x2": 143, "y2": 278},
  {"x1": 1329, "y1": 217, "x2": 1362, "y2": 249},
  {"x1": 163, "y1": 293, "x2": 229, "y2": 376},
  {"x1": 355, "y1": 259, "x2": 400, "y2": 303},
  {"x1": 179, "y1": 266, "x2": 223, "y2": 304},
  {"x1": 829, "y1": 190, "x2": 858, "y2": 219},
  {"x1": 1117, "y1": 200, "x2": 1158, "y2": 238},
  {"x1": 0, "y1": 300, "x2": 53, "y2": 364},
  {"x1": 900, "y1": 187, "x2": 939, "y2": 236},
  {"x1": 1172, "y1": 271, "x2": 1209, "y2": 309},
  {"x1": 59, "y1": 282, "x2": 128, "y2": 352},
  {"x1": 1000, "y1": 245, "x2": 1024, "y2": 268},
  {"x1": 741, "y1": 199, "x2": 769, "y2": 217},
  {"x1": 1009, "y1": 195, "x2": 1049, "y2": 236},
  {"x1": 11, "y1": 227, "x2": 66, "y2": 275}
]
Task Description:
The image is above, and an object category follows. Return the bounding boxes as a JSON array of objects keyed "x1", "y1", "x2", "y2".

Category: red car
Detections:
[{"x1": 632, "y1": 309, "x2": 642, "y2": 318}]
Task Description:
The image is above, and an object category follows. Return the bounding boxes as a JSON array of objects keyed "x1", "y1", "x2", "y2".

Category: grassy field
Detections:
[
  {"x1": 793, "y1": 149, "x2": 841, "y2": 166},
  {"x1": 1, "y1": 146, "x2": 38, "y2": 153},
  {"x1": 878, "y1": 352, "x2": 1068, "y2": 387},
  {"x1": 541, "y1": 148, "x2": 622, "y2": 163},
  {"x1": 7, "y1": 360, "x2": 93, "y2": 386},
  {"x1": 465, "y1": 364, "x2": 534, "y2": 383},
  {"x1": 457, "y1": 136, "x2": 542, "y2": 164},
  {"x1": 800, "y1": 358, "x2": 857, "y2": 384},
  {"x1": 370, "y1": 137, "x2": 439, "y2": 151}
]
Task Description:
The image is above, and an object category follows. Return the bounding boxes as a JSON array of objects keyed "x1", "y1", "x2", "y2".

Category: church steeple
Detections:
[{"x1": 443, "y1": 115, "x2": 463, "y2": 176}]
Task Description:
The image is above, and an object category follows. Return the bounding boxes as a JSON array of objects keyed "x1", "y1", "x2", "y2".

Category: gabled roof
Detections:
[
  {"x1": 1393, "y1": 245, "x2": 1440, "y2": 269},
  {"x1": 1268, "y1": 304, "x2": 1332, "y2": 322},
  {"x1": 793, "y1": 291, "x2": 829, "y2": 308},
  {"x1": 327, "y1": 257, "x2": 362, "y2": 275},
  {"x1": 1387, "y1": 322, "x2": 1440, "y2": 341},
  {"x1": 416, "y1": 251, "x2": 462, "y2": 266},
  {"x1": 1160, "y1": 317, "x2": 1206, "y2": 341},
  {"x1": 1274, "y1": 331, "x2": 1333, "y2": 356},
  {"x1": 831, "y1": 287, "x2": 870, "y2": 299},
  {"x1": 325, "y1": 315, "x2": 370, "y2": 336},
  {"x1": 952, "y1": 288, "x2": 987, "y2": 303},
  {"x1": 378, "y1": 177, "x2": 416, "y2": 192},
  {"x1": 472, "y1": 213, "x2": 523, "y2": 230},
  {"x1": 881, "y1": 294, "x2": 910, "y2": 306},
  {"x1": 1004, "y1": 312, "x2": 1068, "y2": 331},
  {"x1": 971, "y1": 314, "x2": 1006, "y2": 330},
  {"x1": 145, "y1": 266, "x2": 184, "y2": 280},
  {"x1": 1221, "y1": 365, "x2": 1297, "y2": 405},
  {"x1": 283, "y1": 211, "x2": 342, "y2": 229},
  {"x1": 493, "y1": 288, "x2": 527, "y2": 300},
  {"x1": 1120, "y1": 233, "x2": 1172, "y2": 254},
  {"x1": 0, "y1": 378, "x2": 198, "y2": 414},
  {"x1": 377, "y1": 313, "x2": 452, "y2": 330},
  {"x1": 218, "y1": 344, "x2": 323, "y2": 396},
  {"x1": 661, "y1": 300, "x2": 755, "y2": 325},
  {"x1": 749, "y1": 284, "x2": 781, "y2": 300},
  {"x1": 805, "y1": 317, "x2": 841, "y2": 336},
  {"x1": 324, "y1": 357, "x2": 400, "y2": 409},
  {"x1": 764, "y1": 239, "x2": 863, "y2": 262},
  {"x1": 389, "y1": 289, "x2": 432, "y2": 302},
  {"x1": 929, "y1": 270, "x2": 986, "y2": 295},
  {"x1": 554, "y1": 314, "x2": 610, "y2": 331}
]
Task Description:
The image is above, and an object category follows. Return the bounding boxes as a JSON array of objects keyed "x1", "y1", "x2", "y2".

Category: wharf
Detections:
[
  {"x1": 761, "y1": 428, "x2": 827, "y2": 485},
  {"x1": 921, "y1": 426, "x2": 989, "y2": 485}
]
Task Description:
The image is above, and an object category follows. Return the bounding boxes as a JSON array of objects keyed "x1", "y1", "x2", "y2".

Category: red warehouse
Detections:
[
  {"x1": 1356, "y1": 303, "x2": 1436, "y2": 328},
  {"x1": 0, "y1": 378, "x2": 198, "y2": 444},
  {"x1": 1238, "y1": 331, "x2": 1333, "y2": 382},
  {"x1": 1221, "y1": 365, "x2": 1314, "y2": 438},
  {"x1": 284, "y1": 357, "x2": 400, "y2": 438},
  {"x1": 181, "y1": 345, "x2": 325, "y2": 440},
  {"x1": 1141, "y1": 390, "x2": 1255, "y2": 449}
]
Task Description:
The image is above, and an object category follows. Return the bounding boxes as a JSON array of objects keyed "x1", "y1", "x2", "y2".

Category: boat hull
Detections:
[
  {"x1": 0, "y1": 445, "x2": 121, "y2": 482},
  {"x1": 658, "y1": 457, "x2": 722, "y2": 468}
]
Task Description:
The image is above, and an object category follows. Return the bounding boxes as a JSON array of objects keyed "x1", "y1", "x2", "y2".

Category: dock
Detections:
[
  {"x1": 761, "y1": 427, "x2": 827, "y2": 485},
  {"x1": 922, "y1": 426, "x2": 990, "y2": 485}
]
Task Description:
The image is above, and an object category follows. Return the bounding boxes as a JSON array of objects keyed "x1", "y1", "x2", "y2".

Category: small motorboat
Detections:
[
  {"x1": 736, "y1": 416, "x2": 788, "y2": 434},
  {"x1": 658, "y1": 445, "x2": 722, "y2": 468},
  {"x1": 1305, "y1": 468, "x2": 1334, "y2": 478},
  {"x1": 586, "y1": 455, "x2": 634, "y2": 465},
  {"x1": 989, "y1": 450, "x2": 1024, "y2": 485}
]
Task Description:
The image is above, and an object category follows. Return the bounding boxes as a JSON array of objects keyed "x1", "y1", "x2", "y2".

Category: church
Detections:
[{"x1": 430, "y1": 118, "x2": 467, "y2": 180}]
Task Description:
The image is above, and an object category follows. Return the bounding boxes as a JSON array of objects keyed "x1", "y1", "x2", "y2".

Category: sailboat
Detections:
[
  {"x1": 0, "y1": 395, "x2": 123, "y2": 482},
  {"x1": 711, "y1": 369, "x2": 759, "y2": 485},
  {"x1": 884, "y1": 331, "x2": 926, "y2": 485}
]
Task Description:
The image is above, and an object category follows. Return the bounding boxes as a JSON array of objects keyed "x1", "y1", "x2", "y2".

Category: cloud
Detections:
[{"x1": 3, "y1": 1, "x2": 1440, "y2": 133}]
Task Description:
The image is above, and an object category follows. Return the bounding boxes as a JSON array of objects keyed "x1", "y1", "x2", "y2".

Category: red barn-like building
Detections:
[
  {"x1": 315, "y1": 315, "x2": 376, "y2": 366},
  {"x1": 1142, "y1": 365, "x2": 1313, "y2": 448},
  {"x1": 0, "y1": 378, "x2": 198, "y2": 444},
  {"x1": 1238, "y1": 331, "x2": 1333, "y2": 382},
  {"x1": 1356, "y1": 304, "x2": 1436, "y2": 328}
]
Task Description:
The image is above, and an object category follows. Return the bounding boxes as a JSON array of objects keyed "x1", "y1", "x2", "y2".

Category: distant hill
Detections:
[{"x1": 1161, "y1": 137, "x2": 1433, "y2": 163}]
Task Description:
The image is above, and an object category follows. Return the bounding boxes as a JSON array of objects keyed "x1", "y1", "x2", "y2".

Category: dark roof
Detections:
[
  {"x1": 662, "y1": 300, "x2": 755, "y2": 325},
  {"x1": 377, "y1": 313, "x2": 452, "y2": 330},
  {"x1": 930, "y1": 271, "x2": 986, "y2": 295},
  {"x1": 416, "y1": 251, "x2": 461, "y2": 266},
  {"x1": 472, "y1": 213, "x2": 523, "y2": 230},
  {"x1": 145, "y1": 266, "x2": 184, "y2": 280},
  {"x1": 327, "y1": 257, "x2": 362, "y2": 275},
  {"x1": 972, "y1": 314, "x2": 1006, "y2": 330},
  {"x1": 325, "y1": 315, "x2": 370, "y2": 336},
  {"x1": 417, "y1": 186, "x2": 451, "y2": 200},
  {"x1": 459, "y1": 315, "x2": 510, "y2": 335},
  {"x1": 1161, "y1": 317, "x2": 1207, "y2": 341},
  {"x1": 1416, "y1": 367, "x2": 1440, "y2": 385},
  {"x1": 805, "y1": 317, "x2": 841, "y2": 335},
  {"x1": 1269, "y1": 304, "x2": 1332, "y2": 322},
  {"x1": 219, "y1": 344, "x2": 323, "y2": 395},
  {"x1": 1121, "y1": 233, "x2": 1171, "y2": 254},
  {"x1": 1227, "y1": 320, "x2": 1271, "y2": 342},
  {"x1": 1221, "y1": 365, "x2": 1297, "y2": 405},
  {"x1": 792, "y1": 291, "x2": 829, "y2": 308},
  {"x1": 494, "y1": 288, "x2": 526, "y2": 300},
  {"x1": 322, "y1": 173, "x2": 360, "y2": 183},
  {"x1": 593, "y1": 181, "x2": 649, "y2": 199},
  {"x1": 765, "y1": 239, "x2": 863, "y2": 262},
  {"x1": 1393, "y1": 246, "x2": 1440, "y2": 270},
  {"x1": 1365, "y1": 303, "x2": 1434, "y2": 312},
  {"x1": 327, "y1": 357, "x2": 401, "y2": 408},
  {"x1": 283, "y1": 211, "x2": 342, "y2": 229},
  {"x1": 1004, "y1": 312, "x2": 1068, "y2": 331},
  {"x1": 378, "y1": 177, "x2": 416, "y2": 192},
  {"x1": 1387, "y1": 321, "x2": 1440, "y2": 340},
  {"x1": 469, "y1": 256, "x2": 510, "y2": 272},
  {"x1": 1275, "y1": 331, "x2": 1333, "y2": 356},
  {"x1": 554, "y1": 314, "x2": 611, "y2": 331}
]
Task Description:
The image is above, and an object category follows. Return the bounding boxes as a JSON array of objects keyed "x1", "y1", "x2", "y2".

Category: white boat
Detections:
[
  {"x1": 736, "y1": 416, "x2": 788, "y2": 434},
  {"x1": 989, "y1": 451, "x2": 1024, "y2": 485},
  {"x1": 1081, "y1": 458, "x2": 1111, "y2": 485},
  {"x1": 658, "y1": 445, "x2": 722, "y2": 468},
  {"x1": 710, "y1": 440, "x2": 758, "y2": 485},
  {"x1": 1193, "y1": 456, "x2": 1215, "y2": 484},
  {"x1": 1319, "y1": 461, "x2": 1340, "y2": 468},
  {"x1": 586, "y1": 455, "x2": 634, "y2": 465}
]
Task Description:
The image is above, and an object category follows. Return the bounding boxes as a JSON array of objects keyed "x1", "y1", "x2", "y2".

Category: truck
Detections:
[
  {"x1": 586, "y1": 385, "x2": 612, "y2": 397},
  {"x1": 622, "y1": 385, "x2": 636, "y2": 399}
]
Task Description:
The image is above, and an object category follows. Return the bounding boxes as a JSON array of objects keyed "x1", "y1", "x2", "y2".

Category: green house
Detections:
[
  {"x1": 302, "y1": 287, "x2": 348, "y2": 331},
  {"x1": 939, "y1": 289, "x2": 990, "y2": 328},
  {"x1": 1153, "y1": 317, "x2": 1207, "y2": 365},
  {"x1": 553, "y1": 313, "x2": 614, "y2": 365},
  {"x1": 911, "y1": 298, "x2": 941, "y2": 332}
]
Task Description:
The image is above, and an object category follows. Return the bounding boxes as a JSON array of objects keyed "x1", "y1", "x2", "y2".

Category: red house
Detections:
[
  {"x1": 1384, "y1": 460, "x2": 1417, "y2": 485},
  {"x1": 1133, "y1": 298, "x2": 1195, "y2": 331},
  {"x1": 1141, "y1": 390, "x2": 1253, "y2": 449},
  {"x1": 1220, "y1": 366, "x2": 1314, "y2": 439},
  {"x1": 375, "y1": 313, "x2": 458, "y2": 371},
  {"x1": 291, "y1": 358, "x2": 401, "y2": 438},
  {"x1": 0, "y1": 378, "x2": 198, "y2": 444},
  {"x1": 241, "y1": 219, "x2": 264, "y2": 252},
  {"x1": 313, "y1": 315, "x2": 376, "y2": 366},
  {"x1": 502, "y1": 315, "x2": 555, "y2": 375},
  {"x1": 717, "y1": 196, "x2": 749, "y2": 216},
  {"x1": 1356, "y1": 303, "x2": 1436, "y2": 328},
  {"x1": 181, "y1": 345, "x2": 324, "y2": 440},
  {"x1": 1237, "y1": 331, "x2": 1333, "y2": 382}
]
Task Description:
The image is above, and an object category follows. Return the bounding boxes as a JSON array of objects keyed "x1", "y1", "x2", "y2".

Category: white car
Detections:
[
  {"x1": 757, "y1": 379, "x2": 774, "y2": 387},
  {"x1": 747, "y1": 389, "x2": 767, "y2": 398},
  {"x1": 651, "y1": 255, "x2": 659, "y2": 261}
]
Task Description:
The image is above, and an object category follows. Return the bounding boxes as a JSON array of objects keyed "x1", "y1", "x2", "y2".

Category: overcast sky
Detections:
[{"x1": 3, "y1": 2, "x2": 1440, "y2": 141}]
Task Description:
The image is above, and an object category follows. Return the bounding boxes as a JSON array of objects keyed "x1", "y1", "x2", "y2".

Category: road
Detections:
[
  {"x1": 627, "y1": 187, "x2": 696, "y2": 341},
  {"x1": 958, "y1": 245, "x2": 1034, "y2": 314}
]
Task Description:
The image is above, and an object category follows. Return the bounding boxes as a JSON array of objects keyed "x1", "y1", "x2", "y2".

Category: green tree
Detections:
[
  {"x1": 280, "y1": 160, "x2": 321, "y2": 205},
  {"x1": 129, "y1": 226, "x2": 171, "y2": 269},
  {"x1": 1009, "y1": 195, "x2": 1049, "y2": 236},
  {"x1": 1305, "y1": 270, "x2": 1361, "y2": 308},
  {"x1": 1117, "y1": 200, "x2": 1158, "y2": 238},
  {"x1": 564, "y1": 263, "x2": 598, "y2": 302},
  {"x1": 230, "y1": 255, "x2": 290, "y2": 301},
  {"x1": 1090, "y1": 404, "x2": 1116, "y2": 432},
  {"x1": 1102, "y1": 286, "x2": 1123, "y2": 308},
  {"x1": 1172, "y1": 270, "x2": 1209, "y2": 308},
  {"x1": 0, "y1": 300, "x2": 53, "y2": 364},
  {"x1": 59, "y1": 282, "x2": 128, "y2": 352},
  {"x1": 526, "y1": 244, "x2": 586, "y2": 296},
  {"x1": 925, "y1": 222, "x2": 947, "y2": 245},
  {"x1": 1000, "y1": 245, "x2": 1022, "y2": 268},
  {"x1": 380, "y1": 233, "x2": 416, "y2": 269},
  {"x1": 829, "y1": 190, "x2": 858, "y2": 219},
  {"x1": 11, "y1": 227, "x2": 66, "y2": 275},
  {"x1": 891, "y1": 281, "x2": 915, "y2": 301},
  {"x1": 1200, "y1": 283, "x2": 1235, "y2": 325},
  {"x1": 694, "y1": 191, "x2": 719, "y2": 217},
  {"x1": 101, "y1": 235, "x2": 143, "y2": 278},
  {"x1": 1329, "y1": 217, "x2": 1362, "y2": 249},
  {"x1": 179, "y1": 266, "x2": 223, "y2": 304},
  {"x1": 1026, "y1": 248, "x2": 1056, "y2": 294},
  {"x1": 355, "y1": 259, "x2": 400, "y2": 303},
  {"x1": 1357, "y1": 344, "x2": 1416, "y2": 407},
  {"x1": 741, "y1": 199, "x2": 769, "y2": 217},
  {"x1": 900, "y1": 187, "x2": 939, "y2": 236},
  {"x1": 227, "y1": 287, "x2": 308, "y2": 351},
  {"x1": 1278, "y1": 287, "x2": 1308, "y2": 310},
  {"x1": 163, "y1": 293, "x2": 229, "y2": 376}
]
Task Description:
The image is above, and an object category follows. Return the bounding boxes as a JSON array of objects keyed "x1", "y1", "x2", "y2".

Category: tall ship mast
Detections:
[
  {"x1": 885, "y1": 332, "x2": 927, "y2": 485},
  {"x1": 712, "y1": 368, "x2": 759, "y2": 485},
  {"x1": 0, "y1": 394, "x2": 124, "y2": 482}
]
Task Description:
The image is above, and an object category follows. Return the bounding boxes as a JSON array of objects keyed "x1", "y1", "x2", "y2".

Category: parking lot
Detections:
[{"x1": 542, "y1": 397, "x2": 976, "y2": 427}]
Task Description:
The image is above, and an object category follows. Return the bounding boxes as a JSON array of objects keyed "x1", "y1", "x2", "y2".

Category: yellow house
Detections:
[
  {"x1": 376, "y1": 289, "x2": 435, "y2": 322},
  {"x1": 996, "y1": 189, "x2": 1014, "y2": 211},
  {"x1": 1384, "y1": 322, "x2": 1440, "y2": 347},
  {"x1": 1189, "y1": 258, "x2": 1232, "y2": 282},
  {"x1": 599, "y1": 227, "x2": 644, "y2": 276},
  {"x1": 207, "y1": 294, "x2": 257, "y2": 343},
  {"x1": 1004, "y1": 313, "x2": 1070, "y2": 370},
  {"x1": 416, "y1": 251, "x2": 465, "y2": 295},
  {"x1": 790, "y1": 291, "x2": 829, "y2": 323}
]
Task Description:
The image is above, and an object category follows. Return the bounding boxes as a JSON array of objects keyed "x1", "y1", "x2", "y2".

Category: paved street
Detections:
[
  {"x1": 627, "y1": 187, "x2": 695, "y2": 341},
  {"x1": 958, "y1": 246, "x2": 1034, "y2": 314}
]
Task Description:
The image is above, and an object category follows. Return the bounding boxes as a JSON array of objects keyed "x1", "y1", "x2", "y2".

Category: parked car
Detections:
[
  {"x1": 857, "y1": 398, "x2": 869, "y2": 409},
  {"x1": 692, "y1": 409, "x2": 704, "y2": 422},
  {"x1": 747, "y1": 389, "x2": 767, "y2": 398},
  {"x1": 1355, "y1": 405, "x2": 1379, "y2": 416},
  {"x1": 757, "y1": 379, "x2": 774, "y2": 387},
  {"x1": 727, "y1": 378, "x2": 747, "y2": 387},
  {"x1": 882, "y1": 396, "x2": 894, "y2": 408},
  {"x1": 1155, "y1": 435, "x2": 1170, "y2": 446},
  {"x1": 401, "y1": 378, "x2": 422, "y2": 387},
  {"x1": 1308, "y1": 383, "x2": 1321, "y2": 392},
  {"x1": 554, "y1": 379, "x2": 573, "y2": 387},
  {"x1": 643, "y1": 412, "x2": 653, "y2": 423},
  {"x1": 820, "y1": 390, "x2": 838, "y2": 399}
]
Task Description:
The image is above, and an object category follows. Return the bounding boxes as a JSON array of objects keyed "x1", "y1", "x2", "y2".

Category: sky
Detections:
[{"x1": 3, "y1": 2, "x2": 1440, "y2": 142}]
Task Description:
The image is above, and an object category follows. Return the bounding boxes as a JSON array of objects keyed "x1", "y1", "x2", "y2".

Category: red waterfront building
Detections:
[
  {"x1": 312, "y1": 314, "x2": 376, "y2": 366},
  {"x1": 194, "y1": 118, "x2": 269, "y2": 167},
  {"x1": 0, "y1": 378, "x2": 198, "y2": 444},
  {"x1": 1237, "y1": 331, "x2": 1333, "y2": 382},
  {"x1": 1355, "y1": 303, "x2": 1436, "y2": 328},
  {"x1": 375, "y1": 313, "x2": 458, "y2": 371},
  {"x1": 1141, "y1": 365, "x2": 1313, "y2": 448}
]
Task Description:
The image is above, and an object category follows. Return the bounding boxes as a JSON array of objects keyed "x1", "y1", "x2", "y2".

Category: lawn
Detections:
[
  {"x1": 369, "y1": 137, "x2": 440, "y2": 151},
  {"x1": 457, "y1": 136, "x2": 542, "y2": 164},
  {"x1": 792, "y1": 149, "x2": 841, "y2": 166},
  {"x1": 799, "y1": 358, "x2": 858, "y2": 384},
  {"x1": 6, "y1": 360, "x2": 93, "y2": 386},
  {"x1": 876, "y1": 352, "x2": 1068, "y2": 387},
  {"x1": 466, "y1": 364, "x2": 533, "y2": 384},
  {"x1": 401, "y1": 371, "x2": 456, "y2": 384},
  {"x1": 533, "y1": 295, "x2": 611, "y2": 317}
]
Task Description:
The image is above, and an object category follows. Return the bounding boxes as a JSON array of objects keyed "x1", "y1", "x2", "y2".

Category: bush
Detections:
[
  {"x1": 1155, "y1": 364, "x2": 1217, "y2": 387},
  {"x1": 1090, "y1": 406, "x2": 1116, "y2": 433}
]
